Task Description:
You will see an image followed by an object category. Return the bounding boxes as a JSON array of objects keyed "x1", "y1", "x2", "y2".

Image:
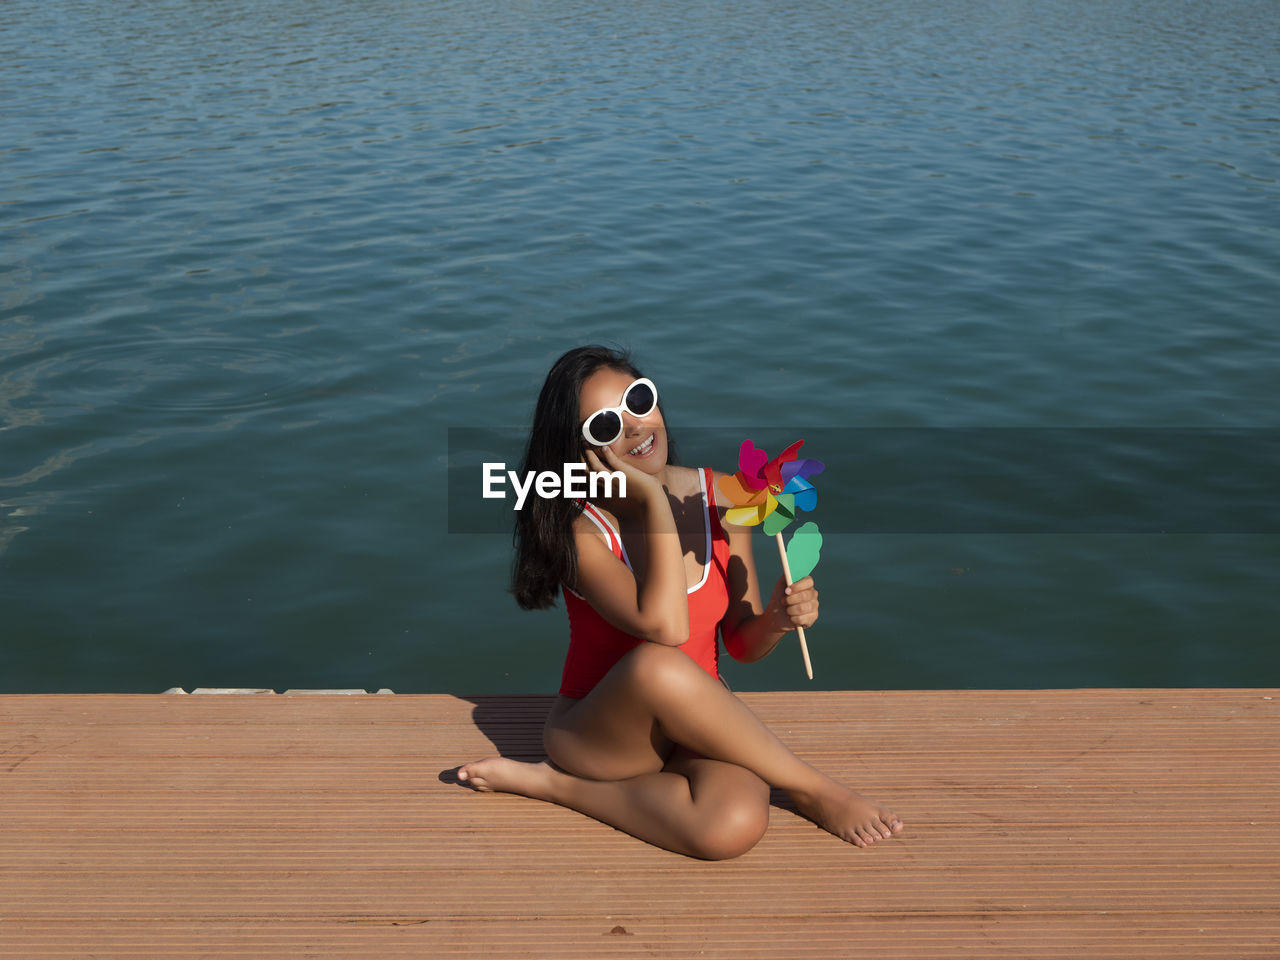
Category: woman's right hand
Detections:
[{"x1": 583, "y1": 444, "x2": 665, "y2": 515}]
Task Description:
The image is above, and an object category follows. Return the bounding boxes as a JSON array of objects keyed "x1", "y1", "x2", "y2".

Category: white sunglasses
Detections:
[{"x1": 581, "y1": 378, "x2": 659, "y2": 447}]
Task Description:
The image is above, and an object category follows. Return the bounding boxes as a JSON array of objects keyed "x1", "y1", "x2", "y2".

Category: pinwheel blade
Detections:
[
  {"x1": 762, "y1": 440, "x2": 805, "y2": 489},
  {"x1": 782, "y1": 475, "x2": 818, "y2": 513},
  {"x1": 725, "y1": 503, "x2": 765, "y2": 527},
  {"x1": 762, "y1": 496, "x2": 796, "y2": 536},
  {"x1": 780, "y1": 457, "x2": 825, "y2": 486},
  {"x1": 718, "y1": 472, "x2": 767, "y2": 508},
  {"x1": 736, "y1": 440, "x2": 770, "y2": 490}
]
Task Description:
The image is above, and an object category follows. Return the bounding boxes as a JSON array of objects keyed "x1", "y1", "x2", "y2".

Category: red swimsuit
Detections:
[{"x1": 559, "y1": 467, "x2": 731, "y2": 699}]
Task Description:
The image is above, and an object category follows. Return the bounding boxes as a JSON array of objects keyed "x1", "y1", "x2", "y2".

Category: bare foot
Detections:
[
  {"x1": 457, "y1": 757, "x2": 557, "y2": 800},
  {"x1": 791, "y1": 782, "x2": 904, "y2": 848}
]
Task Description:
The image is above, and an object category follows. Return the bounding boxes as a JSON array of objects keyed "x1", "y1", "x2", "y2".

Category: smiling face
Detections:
[{"x1": 578, "y1": 366, "x2": 668, "y2": 473}]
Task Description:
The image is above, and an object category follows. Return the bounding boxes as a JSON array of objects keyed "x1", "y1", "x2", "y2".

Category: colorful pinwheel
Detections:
[
  {"x1": 718, "y1": 440, "x2": 825, "y2": 678},
  {"x1": 717, "y1": 439, "x2": 825, "y2": 534}
]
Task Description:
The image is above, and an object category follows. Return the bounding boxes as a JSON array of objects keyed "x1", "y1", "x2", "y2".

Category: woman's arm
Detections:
[
  {"x1": 715, "y1": 471, "x2": 819, "y2": 663},
  {"x1": 569, "y1": 448, "x2": 690, "y2": 646}
]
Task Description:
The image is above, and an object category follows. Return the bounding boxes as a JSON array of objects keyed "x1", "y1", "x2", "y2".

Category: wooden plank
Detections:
[
  {"x1": 1, "y1": 915, "x2": 1276, "y2": 960},
  {"x1": 2, "y1": 688, "x2": 1274, "y2": 723},
  {"x1": 1, "y1": 690, "x2": 1277, "y2": 959}
]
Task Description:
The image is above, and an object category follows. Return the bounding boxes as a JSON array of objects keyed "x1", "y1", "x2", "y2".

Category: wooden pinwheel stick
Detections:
[{"x1": 774, "y1": 531, "x2": 814, "y2": 680}]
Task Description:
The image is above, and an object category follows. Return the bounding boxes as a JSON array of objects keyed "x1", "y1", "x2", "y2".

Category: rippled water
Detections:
[{"x1": 3, "y1": 0, "x2": 1277, "y2": 693}]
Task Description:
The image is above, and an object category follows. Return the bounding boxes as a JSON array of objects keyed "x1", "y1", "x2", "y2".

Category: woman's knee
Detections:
[
  {"x1": 618, "y1": 642, "x2": 703, "y2": 701},
  {"x1": 690, "y1": 795, "x2": 769, "y2": 861}
]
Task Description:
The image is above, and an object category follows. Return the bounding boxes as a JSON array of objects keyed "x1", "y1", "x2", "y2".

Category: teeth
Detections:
[{"x1": 628, "y1": 434, "x2": 655, "y2": 456}]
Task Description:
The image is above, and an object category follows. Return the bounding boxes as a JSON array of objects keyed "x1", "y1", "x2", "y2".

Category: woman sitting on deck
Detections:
[{"x1": 458, "y1": 345, "x2": 903, "y2": 860}]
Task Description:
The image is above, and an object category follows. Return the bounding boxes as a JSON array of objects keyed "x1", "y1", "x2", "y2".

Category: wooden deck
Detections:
[{"x1": 2, "y1": 689, "x2": 1277, "y2": 958}]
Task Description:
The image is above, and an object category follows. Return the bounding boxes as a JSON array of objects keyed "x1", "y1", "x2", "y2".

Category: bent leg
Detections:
[
  {"x1": 544, "y1": 643, "x2": 903, "y2": 847},
  {"x1": 545, "y1": 642, "x2": 814, "y2": 784},
  {"x1": 458, "y1": 752, "x2": 770, "y2": 860}
]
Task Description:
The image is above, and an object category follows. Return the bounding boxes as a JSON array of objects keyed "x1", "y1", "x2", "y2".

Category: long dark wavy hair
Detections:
[{"x1": 511, "y1": 345, "x2": 678, "y2": 610}]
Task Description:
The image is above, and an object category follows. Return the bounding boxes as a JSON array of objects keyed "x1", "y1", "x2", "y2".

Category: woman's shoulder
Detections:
[
  {"x1": 668, "y1": 463, "x2": 731, "y2": 491},
  {"x1": 659, "y1": 464, "x2": 726, "y2": 506},
  {"x1": 702, "y1": 467, "x2": 752, "y2": 540}
]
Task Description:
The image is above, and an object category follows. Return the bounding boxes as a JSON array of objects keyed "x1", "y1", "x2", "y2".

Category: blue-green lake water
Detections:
[{"x1": 3, "y1": 0, "x2": 1277, "y2": 693}]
